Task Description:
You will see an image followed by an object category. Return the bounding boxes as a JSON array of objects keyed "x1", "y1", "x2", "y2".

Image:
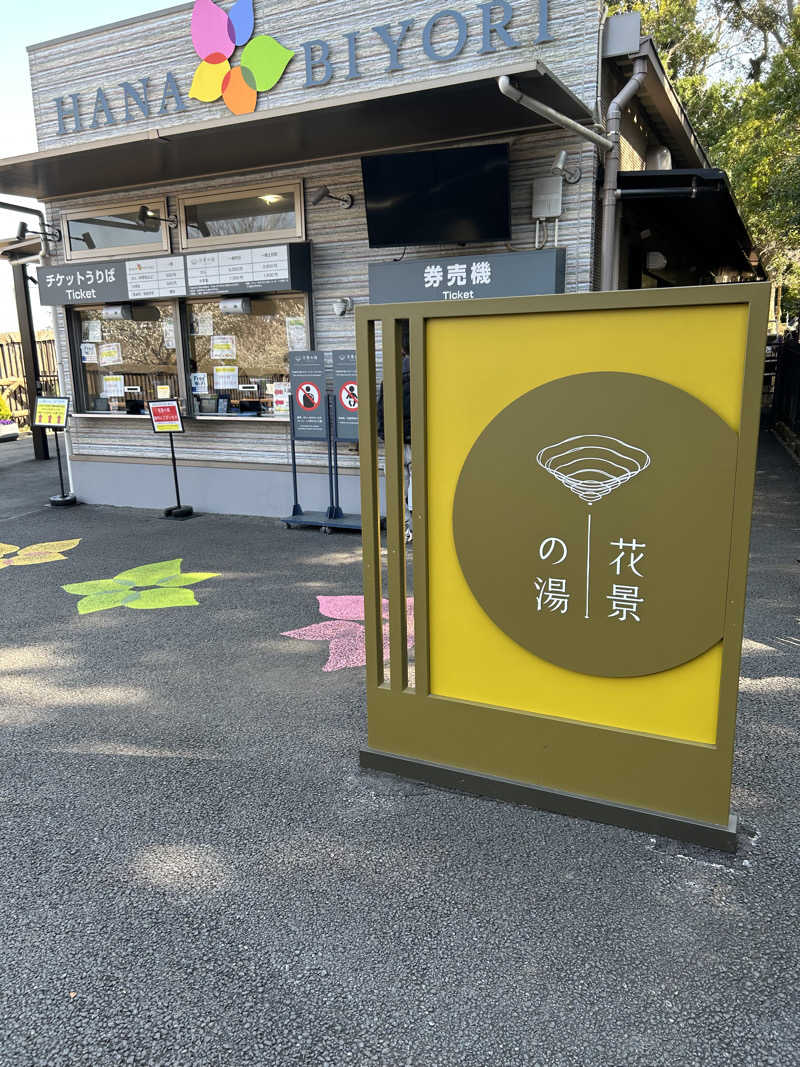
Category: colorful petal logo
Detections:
[{"x1": 189, "y1": 0, "x2": 294, "y2": 116}]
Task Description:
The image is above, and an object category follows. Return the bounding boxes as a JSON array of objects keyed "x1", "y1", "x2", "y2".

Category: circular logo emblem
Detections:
[
  {"x1": 339, "y1": 382, "x2": 358, "y2": 410},
  {"x1": 453, "y1": 372, "x2": 738, "y2": 678},
  {"x1": 296, "y1": 382, "x2": 321, "y2": 411}
]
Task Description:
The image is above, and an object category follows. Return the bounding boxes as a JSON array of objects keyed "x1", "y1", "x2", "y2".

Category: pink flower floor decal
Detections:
[{"x1": 282, "y1": 595, "x2": 414, "y2": 672}]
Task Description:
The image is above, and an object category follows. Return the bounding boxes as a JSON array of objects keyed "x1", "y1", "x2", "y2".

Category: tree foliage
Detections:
[{"x1": 608, "y1": 1, "x2": 800, "y2": 316}]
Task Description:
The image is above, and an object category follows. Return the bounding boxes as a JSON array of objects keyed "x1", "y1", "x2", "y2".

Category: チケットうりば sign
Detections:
[
  {"x1": 33, "y1": 396, "x2": 70, "y2": 429},
  {"x1": 149, "y1": 399, "x2": 184, "y2": 433},
  {"x1": 37, "y1": 244, "x2": 304, "y2": 307}
]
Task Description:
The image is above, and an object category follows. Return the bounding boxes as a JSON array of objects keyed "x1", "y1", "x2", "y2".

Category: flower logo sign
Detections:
[
  {"x1": 62, "y1": 559, "x2": 219, "y2": 615},
  {"x1": 0, "y1": 539, "x2": 81, "y2": 569},
  {"x1": 190, "y1": 0, "x2": 294, "y2": 116}
]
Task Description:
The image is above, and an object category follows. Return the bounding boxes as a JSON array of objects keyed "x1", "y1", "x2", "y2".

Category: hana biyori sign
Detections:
[{"x1": 53, "y1": 0, "x2": 553, "y2": 135}]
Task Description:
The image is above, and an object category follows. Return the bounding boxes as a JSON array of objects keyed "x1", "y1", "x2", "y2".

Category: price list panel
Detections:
[
  {"x1": 187, "y1": 246, "x2": 291, "y2": 295},
  {"x1": 126, "y1": 257, "x2": 187, "y2": 300}
]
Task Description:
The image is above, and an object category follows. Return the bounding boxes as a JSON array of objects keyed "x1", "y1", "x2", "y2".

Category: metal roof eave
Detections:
[
  {"x1": 614, "y1": 39, "x2": 710, "y2": 170},
  {"x1": 0, "y1": 62, "x2": 594, "y2": 202}
]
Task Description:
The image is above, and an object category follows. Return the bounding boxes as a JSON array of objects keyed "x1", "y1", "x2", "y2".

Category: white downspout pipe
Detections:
[
  {"x1": 497, "y1": 76, "x2": 614, "y2": 153},
  {"x1": 600, "y1": 56, "x2": 648, "y2": 291}
]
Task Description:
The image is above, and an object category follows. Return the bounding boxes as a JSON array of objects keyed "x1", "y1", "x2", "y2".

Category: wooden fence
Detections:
[{"x1": 0, "y1": 340, "x2": 59, "y2": 429}]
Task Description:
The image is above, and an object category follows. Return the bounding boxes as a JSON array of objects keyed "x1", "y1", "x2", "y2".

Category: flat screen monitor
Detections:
[{"x1": 361, "y1": 144, "x2": 511, "y2": 249}]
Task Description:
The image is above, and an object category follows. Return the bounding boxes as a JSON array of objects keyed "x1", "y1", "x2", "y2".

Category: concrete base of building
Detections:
[{"x1": 70, "y1": 458, "x2": 364, "y2": 519}]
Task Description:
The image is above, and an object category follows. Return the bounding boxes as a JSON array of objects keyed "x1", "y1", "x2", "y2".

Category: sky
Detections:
[{"x1": 0, "y1": 1, "x2": 180, "y2": 332}]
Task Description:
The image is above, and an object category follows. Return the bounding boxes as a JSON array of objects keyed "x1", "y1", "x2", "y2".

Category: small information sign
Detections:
[
  {"x1": 211, "y1": 335, "x2": 236, "y2": 361},
  {"x1": 289, "y1": 351, "x2": 327, "y2": 440},
  {"x1": 98, "y1": 342, "x2": 123, "y2": 366},
  {"x1": 213, "y1": 365, "x2": 239, "y2": 391},
  {"x1": 34, "y1": 396, "x2": 70, "y2": 429},
  {"x1": 149, "y1": 399, "x2": 184, "y2": 434},
  {"x1": 156, "y1": 385, "x2": 171, "y2": 399},
  {"x1": 102, "y1": 375, "x2": 125, "y2": 398},
  {"x1": 332, "y1": 349, "x2": 358, "y2": 441}
]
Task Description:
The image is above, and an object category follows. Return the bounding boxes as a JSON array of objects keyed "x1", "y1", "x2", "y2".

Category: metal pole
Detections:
[
  {"x1": 325, "y1": 393, "x2": 336, "y2": 519},
  {"x1": 289, "y1": 394, "x2": 302, "y2": 516},
  {"x1": 11, "y1": 263, "x2": 48, "y2": 460},
  {"x1": 169, "y1": 431, "x2": 182, "y2": 509},
  {"x1": 54, "y1": 431, "x2": 66, "y2": 497},
  {"x1": 331, "y1": 394, "x2": 343, "y2": 518}
]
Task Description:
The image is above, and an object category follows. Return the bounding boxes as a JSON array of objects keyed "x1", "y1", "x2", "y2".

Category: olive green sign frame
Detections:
[{"x1": 355, "y1": 283, "x2": 770, "y2": 852}]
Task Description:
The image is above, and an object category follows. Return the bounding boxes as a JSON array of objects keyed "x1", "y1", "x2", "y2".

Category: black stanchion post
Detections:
[
  {"x1": 149, "y1": 398, "x2": 193, "y2": 519},
  {"x1": 331, "y1": 393, "x2": 343, "y2": 519},
  {"x1": 164, "y1": 429, "x2": 193, "y2": 520},
  {"x1": 33, "y1": 396, "x2": 76, "y2": 507},
  {"x1": 289, "y1": 394, "x2": 303, "y2": 517},
  {"x1": 49, "y1": 429, "x2": 78, "y2": 507},
  {"x1": 325, "y1": 393, "x2": 336, "y2": 520}
]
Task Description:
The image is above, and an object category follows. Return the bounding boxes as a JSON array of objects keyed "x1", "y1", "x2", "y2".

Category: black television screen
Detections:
[{"x1": 361, "y1": 144, "x2": 510, "y2": 249}]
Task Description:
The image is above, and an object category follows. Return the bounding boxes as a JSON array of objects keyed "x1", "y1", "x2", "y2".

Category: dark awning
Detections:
[
  {"x1": 0, "y1": 63, "x2": 593, "y2": 201},
  {"x1": 618, "y1": 169, "x2": 765, "y2": 281}
]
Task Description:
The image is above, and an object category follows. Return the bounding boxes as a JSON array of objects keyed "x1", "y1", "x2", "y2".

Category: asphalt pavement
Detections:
[{"x1": 0, "y1": 432, "x2": 798, "y2": 1066}]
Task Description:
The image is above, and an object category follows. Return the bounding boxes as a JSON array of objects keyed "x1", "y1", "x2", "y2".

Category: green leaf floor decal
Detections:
[{"x1": 62, "y1": 558, "x2": 219, "y2": 615}]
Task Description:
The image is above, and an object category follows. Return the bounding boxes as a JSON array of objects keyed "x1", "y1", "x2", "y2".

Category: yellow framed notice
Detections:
[{"x1": 33, "y1": 396, "x2": 70, "y2": 429}]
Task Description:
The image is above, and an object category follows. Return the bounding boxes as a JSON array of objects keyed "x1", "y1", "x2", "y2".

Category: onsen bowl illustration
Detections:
[{"x1": 536, "y1": 435, "x2": 651, "y2": 505}]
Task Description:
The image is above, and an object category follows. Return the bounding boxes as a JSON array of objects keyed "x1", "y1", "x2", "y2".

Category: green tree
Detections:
[{"x1": 609, "y1": 1, "x2": 800, "y2": 320}]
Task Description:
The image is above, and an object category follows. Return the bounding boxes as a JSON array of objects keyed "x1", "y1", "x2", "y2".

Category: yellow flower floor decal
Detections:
[
  {"x1": 62, "y1": 558, "x2": 219, "y2": 615},
  {"x1": 0, "y1": 539, "x2": 81, "y2": 568}
]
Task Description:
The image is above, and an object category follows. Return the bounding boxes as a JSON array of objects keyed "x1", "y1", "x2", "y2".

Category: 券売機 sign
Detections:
[{"x1": 368, "y1": 249, "x2": 566, "y2": 305}]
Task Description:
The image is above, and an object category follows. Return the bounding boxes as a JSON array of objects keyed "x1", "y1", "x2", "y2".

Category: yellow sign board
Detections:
[
  {"x1": 33, "y1": 396, "x2": 70, "y2": 429},
  {"x1": 356, "y1": 284, "x2": 771, "y2": 851}
]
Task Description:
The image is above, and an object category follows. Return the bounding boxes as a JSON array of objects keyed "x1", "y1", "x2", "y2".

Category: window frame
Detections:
[
  {"x1": 61, "y1": 198, "x2": 172, "y2": 262},
  {"x1": 185, "y1": 292, "x2": 309, "y2": 421},
  {"x1": 177, "y1": 182, "x2": 305, "y2": 252},
  {"x1": 68, "y1": 300, "x2": 183, "y2": 416}
]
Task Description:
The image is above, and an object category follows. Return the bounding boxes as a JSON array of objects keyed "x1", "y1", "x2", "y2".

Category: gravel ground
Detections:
[{"x1": 0, "y1": 432, "x2": 798, "y2": 1067}]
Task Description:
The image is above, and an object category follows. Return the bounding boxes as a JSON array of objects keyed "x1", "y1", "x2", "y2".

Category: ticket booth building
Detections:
[{"x1": 0, "y1": 2, "x2": 762, "y2": 515}]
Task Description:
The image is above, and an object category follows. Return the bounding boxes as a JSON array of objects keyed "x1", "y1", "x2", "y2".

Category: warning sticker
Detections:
[{"x1": 296, "y1": 382, "x2": 321, "y2": 411}]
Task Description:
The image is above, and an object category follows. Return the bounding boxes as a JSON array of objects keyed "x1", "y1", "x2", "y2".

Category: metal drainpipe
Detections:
[
  {"x1": 600, "y1": 56, "x2": 648, "y2": 291},
  {"x1": 497, "y1": 76, "x2": 614, "y2": 153},
  {"x1": 0, "y1": 201, "x2": 56, "y2": 257}
]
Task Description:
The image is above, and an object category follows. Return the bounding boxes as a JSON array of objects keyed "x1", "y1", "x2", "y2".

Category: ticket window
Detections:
[
  {"x1": 76, "y1": 304, "x2": 179, "y2": 414},
  {"x1": 187, "y1": 296, "x2": 307, "y2": 417}
]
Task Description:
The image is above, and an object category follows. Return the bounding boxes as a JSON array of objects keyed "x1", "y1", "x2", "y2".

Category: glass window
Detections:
[
  {"x1": 179, "y1": 185, "x2": 303, "y2": 249},
  {"x1": 187, "y1": 296, "x2": 306, "y2": 418},
  {"x1": 76, "y1": 304, "x2": 179, "y2": 414},
  {"x1": 63, "y1": 201, "x2": 171, "y2": 259}
]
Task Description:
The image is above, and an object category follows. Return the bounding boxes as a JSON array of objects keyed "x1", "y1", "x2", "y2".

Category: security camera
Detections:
[{"x1": 551, "y1": 150, "x2": 582, "y2": 184}]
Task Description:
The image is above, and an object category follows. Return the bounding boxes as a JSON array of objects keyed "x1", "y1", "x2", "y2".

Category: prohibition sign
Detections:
[
  {"x1": 296, "y1": 382, "x2": 321, "y2": 411},
  {"x1": 339, "y1": 381, "x2": 358, "y2": 410}
]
